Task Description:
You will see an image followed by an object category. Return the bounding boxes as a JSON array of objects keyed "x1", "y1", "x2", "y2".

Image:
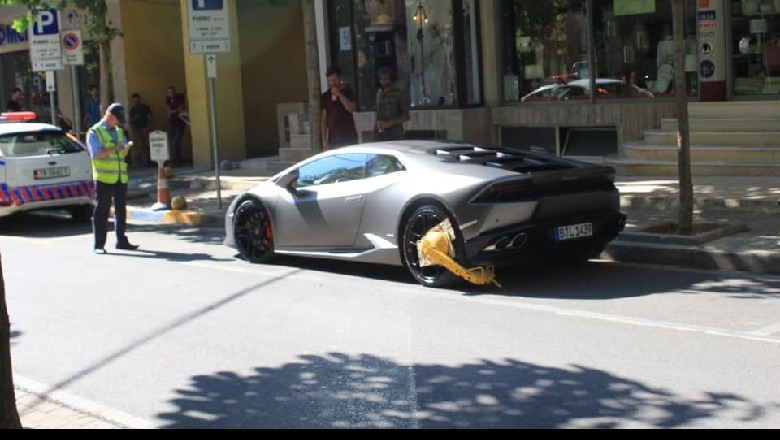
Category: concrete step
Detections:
[
  {"x1": 644, "y1": 130, "x2": 780, "y2": 146},
  {"x1": 687, "y1": 101, "x2": 780, "y2": 119},
  {"x1": 622, "y1": 143, "x2": 780, "y2": 162},
  {"x1": 660, "y1": 118, "x2": 780, "y2": 132},
  {"x1": 606, "y1": 158, "x2": 780, "y2": 176},
  {"x1": 237, "y1": 156, "x2": 295, "y2": 174},
  {"x1": 278, "y1": 147, "x2": 313, "y2": 162}
]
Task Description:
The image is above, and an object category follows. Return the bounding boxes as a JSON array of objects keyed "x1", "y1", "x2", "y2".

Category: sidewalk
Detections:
[{"x1": 123, "y1": 166, "x2": 779, "y2": 276}]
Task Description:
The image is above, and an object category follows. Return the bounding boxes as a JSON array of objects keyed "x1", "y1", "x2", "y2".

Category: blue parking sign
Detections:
[
  {"x1": 191, "y1": 0, "x2": 223, "y2": 10},
  {"x1": 32, "y1": 8, "x2": 59, "y2": 36}
]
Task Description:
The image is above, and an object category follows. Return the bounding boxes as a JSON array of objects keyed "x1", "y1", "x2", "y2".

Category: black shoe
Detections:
[
  {"x1": 94, "y1": 247, "x2": 106, "y2": 254},
  {"x1": 116, "y1": 241, "x2": 139, "y2": 250}
]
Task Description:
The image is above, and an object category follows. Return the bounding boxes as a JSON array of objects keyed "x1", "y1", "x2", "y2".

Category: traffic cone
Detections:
[{"x1": 151, "y1": 165, "x2": 172, "y2": 211}]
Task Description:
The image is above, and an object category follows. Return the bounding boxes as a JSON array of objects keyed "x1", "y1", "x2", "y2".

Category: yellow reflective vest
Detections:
[{"x1": 89, "y1": 123, "x2": 128, "y2": 184}]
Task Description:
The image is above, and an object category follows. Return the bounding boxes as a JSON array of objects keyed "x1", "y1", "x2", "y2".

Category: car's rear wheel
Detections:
[
  {"x1": 401, "y1": 204, "x2": 462, "y2": 288},
  {"x1": 233, "y1": 200, "x2": 275, "y2": 263},
  {"x1": 70, "y1": 205, "x2": 93, "y2": 222}
]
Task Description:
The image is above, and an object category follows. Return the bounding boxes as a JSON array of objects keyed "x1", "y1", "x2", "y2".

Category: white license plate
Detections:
[
  {"x1": 555, "y1": 222, "x2": 593, "y2": 241},
  {"x1": 34, "y1": 167, "x2": 70, "y2": 180}
]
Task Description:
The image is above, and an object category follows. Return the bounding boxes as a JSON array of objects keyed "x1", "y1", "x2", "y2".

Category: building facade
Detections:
[{"x1": 0, "y1": 0, "x2": 777, "y2": 173}]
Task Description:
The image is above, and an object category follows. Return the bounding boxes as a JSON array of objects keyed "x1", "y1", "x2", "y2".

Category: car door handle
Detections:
[{"x1": 345, "y1": 195, "x2": 364, "y2": 203}]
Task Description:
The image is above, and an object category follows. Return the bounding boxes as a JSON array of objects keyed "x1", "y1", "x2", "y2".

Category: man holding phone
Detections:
[
  {"x1": 320, "y1": 66, "x2": 358, "y2": 150},
  {"x1": 86, "y1": 102, "x2": 139, "y2": 253}
]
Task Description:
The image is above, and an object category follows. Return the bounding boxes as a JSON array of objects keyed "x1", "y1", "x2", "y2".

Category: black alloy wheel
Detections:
[
  {"x1": 401, "y1": 204, "x2": 462, "y2": 288},
  {"x1": 233, "y1": 200, "x2": 275, "y2": 264}
]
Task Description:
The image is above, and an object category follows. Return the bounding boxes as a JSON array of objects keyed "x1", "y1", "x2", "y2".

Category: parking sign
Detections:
[
  {"x1": 188, "y1": 0, "x2": 231, "y2": 54},
  {"x1": 191, "y1": 0, "x2": 223, "y2": 10},
  {"x1": 29, "y1": 8, "x2": 63, "y2": 71}
]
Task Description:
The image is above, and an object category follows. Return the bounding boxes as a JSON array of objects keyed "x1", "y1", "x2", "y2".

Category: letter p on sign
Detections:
[{"x1": 33, "y1": 9, "x2": 59, "y2": 35}]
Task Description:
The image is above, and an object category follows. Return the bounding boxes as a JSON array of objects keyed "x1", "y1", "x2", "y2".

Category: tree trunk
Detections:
[
  {"x1": 95, "y1": 1, "x2": 112, "y2": 112},
  {"x1": 0, "y1": 255, "x2": 22, "y2": 429},
  {"x1": 672, "y1": 0, "x2": 694, "y2": 234},
  {"x1": 301, "y1": 0, "x2": 322, "y2": 153}
]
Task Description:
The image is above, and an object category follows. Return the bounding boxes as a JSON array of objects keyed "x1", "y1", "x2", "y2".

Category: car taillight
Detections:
[
  {"x1": 470, "y1": 179, "x2": 533, "y2": 203},
  {"x1": 0, "y1": 111, "x2": 37, "y2": 122}
]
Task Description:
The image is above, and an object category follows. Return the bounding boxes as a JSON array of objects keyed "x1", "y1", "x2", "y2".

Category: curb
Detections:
[
  {"x1": 604, "y1": 241, "x2": 780, "y2": 275},
  {"x1": 620, "y1": 195, "x2": 780, "y2": 212}
]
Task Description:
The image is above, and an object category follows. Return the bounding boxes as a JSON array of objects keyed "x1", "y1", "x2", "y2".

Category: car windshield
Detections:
[{"x1": 0, "y1": 130, "x2": 84, "y2": 158}]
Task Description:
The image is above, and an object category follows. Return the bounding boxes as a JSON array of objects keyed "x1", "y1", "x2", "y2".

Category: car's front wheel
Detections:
[
  {"x1": 233, "y1": 200, "x2": 275, "y2": 263},
  {"x1": 401, "y1": 204, "x2": 462, "y2": 288}
]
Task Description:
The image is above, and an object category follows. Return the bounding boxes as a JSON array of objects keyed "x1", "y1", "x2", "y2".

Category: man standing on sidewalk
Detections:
[
  {"x1": 86, "y1": 103, "x2": 139, "y2": 253},
  {"x1": 373, "y1": 67, "x2": 410, "y2": 142}
]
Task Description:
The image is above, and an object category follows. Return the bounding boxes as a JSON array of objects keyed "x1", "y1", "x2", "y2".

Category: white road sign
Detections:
[
  {"x1": 29, "y1": 8, "x2": 63, "y2": 71},
  {"x1": 62, "y1": 30, "x2": 84, "y2": 66},
  {"x1": 206, "y1": 54, "x2": 217, "y2": 78},
  {"x1": 149, "y1": 131, "x2": 170, "y2": 164},
  {"x1": 188, "y1": 0, "x2": 230, "y2": 54}
]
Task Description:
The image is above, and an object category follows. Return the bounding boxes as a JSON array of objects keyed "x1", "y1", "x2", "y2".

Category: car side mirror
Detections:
[{"x1": 277, "y1": 169, "x2": 300, "y2": 195}]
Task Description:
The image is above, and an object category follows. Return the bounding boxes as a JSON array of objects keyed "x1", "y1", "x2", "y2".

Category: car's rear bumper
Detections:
[{"x1": 464, "y1": 211, "x2": 627, "y2": 266}]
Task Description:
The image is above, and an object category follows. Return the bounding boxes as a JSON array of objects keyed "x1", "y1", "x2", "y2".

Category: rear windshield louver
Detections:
[{"x1": 431, "y1": 145, "x2": 571, "y2": 172}]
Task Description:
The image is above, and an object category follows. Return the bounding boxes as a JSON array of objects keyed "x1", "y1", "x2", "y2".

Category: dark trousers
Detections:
[
  {"x1": 168, "y1": 124, "x2": 185, "y2": 161},
  {"x1": 92, "y1": 181, "x2": 129, "y2": 249}
]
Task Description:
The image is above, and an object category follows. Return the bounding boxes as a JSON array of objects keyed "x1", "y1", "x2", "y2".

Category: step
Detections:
[
  {"x1": 606, "y1": 158, "x2": 780, "y2": 176},
  {"x1": 660, "y1": 118, "x2": 780, "y2": 132},
  {"x1": 237, "y1": 156, "x2": 295, "y2": 174},
  {"x1": 278, "y1": 147, "x2": 314, "y2": 162},
  {"x1": 644, "y1": 130, "x2": 780, "y2": 146},
  {"x1": 622, "y1": 144, "x2": 780, "y2": 162},
  {"x1": 687, "y1": 101, "x2": 780, "y2": 119}
]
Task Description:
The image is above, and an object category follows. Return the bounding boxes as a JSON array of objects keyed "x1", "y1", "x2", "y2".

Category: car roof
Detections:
[
  {"x1": 0, "y1": 122, "x2": 62, "y2": 134},
  {"x1": 295, "y1": 140, "x2": 585, "y2": 176}
]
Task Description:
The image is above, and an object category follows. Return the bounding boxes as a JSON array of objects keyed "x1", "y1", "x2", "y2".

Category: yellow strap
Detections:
[{"x1": 418, "y1": 227, "x2": 501, "y2": 288}]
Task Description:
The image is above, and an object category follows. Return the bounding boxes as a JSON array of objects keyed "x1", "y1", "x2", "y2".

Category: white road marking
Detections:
[{"x1": 750, "y1": 322, "x2": 780, "y2": 336}]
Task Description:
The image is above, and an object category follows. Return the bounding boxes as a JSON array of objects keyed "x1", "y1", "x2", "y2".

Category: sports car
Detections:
[{"x1": 224, "y1": 140, "x2": 627, "y2": 287}]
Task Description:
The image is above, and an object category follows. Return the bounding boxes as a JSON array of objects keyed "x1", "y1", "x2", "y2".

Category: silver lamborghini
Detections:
[{"x1": 224, "y1": 140, "x2": 627, "y2": 287}]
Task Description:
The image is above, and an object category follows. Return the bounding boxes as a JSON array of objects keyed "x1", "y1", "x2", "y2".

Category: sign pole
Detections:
[
  {"x1": 46, "y1": 70, "x2": 56, "y2": 125},
  {"x1": 50, "y1": 91, "x2": 56, "y2": 125},
  {"x1": 71, "y1": 65, "x2": 81, "y2": 137},
  {"x1": 208, "y1": 59, "x2": 222, "y2": 209}
]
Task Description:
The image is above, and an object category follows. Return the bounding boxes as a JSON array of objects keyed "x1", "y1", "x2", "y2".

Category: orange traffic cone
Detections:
[{"x1": 151, "y1": 166, "x2": 172, "y2": 211}]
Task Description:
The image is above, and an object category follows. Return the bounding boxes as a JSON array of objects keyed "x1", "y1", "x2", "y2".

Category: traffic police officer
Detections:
[{"x1": 86, "y1": 102, "x2": 139, "y2": 253}]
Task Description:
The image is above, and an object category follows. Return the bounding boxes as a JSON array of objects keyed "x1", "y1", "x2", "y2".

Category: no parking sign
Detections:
[{"x1": 62, "y1": 30, "x2": 84, "y2": 66}]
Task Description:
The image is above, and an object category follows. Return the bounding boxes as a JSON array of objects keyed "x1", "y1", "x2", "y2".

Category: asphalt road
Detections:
[{"x1": 2, "y1": 213, "x2": 779, "y2": 428}]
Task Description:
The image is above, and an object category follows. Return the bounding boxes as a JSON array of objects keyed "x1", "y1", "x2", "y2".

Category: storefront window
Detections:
[
  {"x1": 592, "y1": 0, "x2": 697, "y2": 98},
  {"x1": 327, "y1": 0, "x2": 481, "y2": 110},
  {"x1": 501, "y1": 0, "x2": 589, "y2": 102},
  {"x1": 731, "y1": 0, "x2": 780, "y2": 95},
  {"x1": 502, "y1": 0, "x2": 697, "y2": 103}
]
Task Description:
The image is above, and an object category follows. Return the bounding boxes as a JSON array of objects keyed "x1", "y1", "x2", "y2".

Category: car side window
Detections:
[
  {"x1": 294, "y1": 153, "x2": 366, "y2": 188},
  {"x1": 366, "y1": 154, "x2": 404, "y2": 178}
]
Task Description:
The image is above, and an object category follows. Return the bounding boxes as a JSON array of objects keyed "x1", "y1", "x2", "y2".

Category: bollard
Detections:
[{"x1": 151, "y1": 165, "x2": 172, "y2": 211}]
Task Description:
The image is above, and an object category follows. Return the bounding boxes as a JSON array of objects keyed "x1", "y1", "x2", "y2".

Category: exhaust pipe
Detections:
[{"x1": 509, "y1": 233, "x2": 528, "y2": 249}]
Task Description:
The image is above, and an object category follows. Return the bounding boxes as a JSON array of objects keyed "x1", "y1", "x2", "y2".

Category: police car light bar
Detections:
[{"x1": 0, "y1": 111, "x2": 37, "y2": 122}]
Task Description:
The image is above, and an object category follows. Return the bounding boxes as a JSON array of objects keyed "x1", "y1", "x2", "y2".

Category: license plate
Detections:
[
  {"x1": 34, "y1": 167, "x2": 70, "y2": 180},
  {"x1": 555, "y1": 222, "x2": 593, "y2": 241}
]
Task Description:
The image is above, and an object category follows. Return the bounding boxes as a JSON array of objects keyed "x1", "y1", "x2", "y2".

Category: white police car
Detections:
[{"x1": 0, "y1": 111, "x2": 94, "y2": 221}]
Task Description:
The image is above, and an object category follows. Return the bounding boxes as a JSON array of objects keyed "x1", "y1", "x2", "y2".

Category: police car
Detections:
[{"x1": 0, "y1": 111, "x2": 94, "y2": 221}]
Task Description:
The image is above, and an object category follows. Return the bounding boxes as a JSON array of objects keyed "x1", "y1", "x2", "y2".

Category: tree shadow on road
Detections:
[{"x1": 157, "y1": 353, "x2": 766, "y2": 429}]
